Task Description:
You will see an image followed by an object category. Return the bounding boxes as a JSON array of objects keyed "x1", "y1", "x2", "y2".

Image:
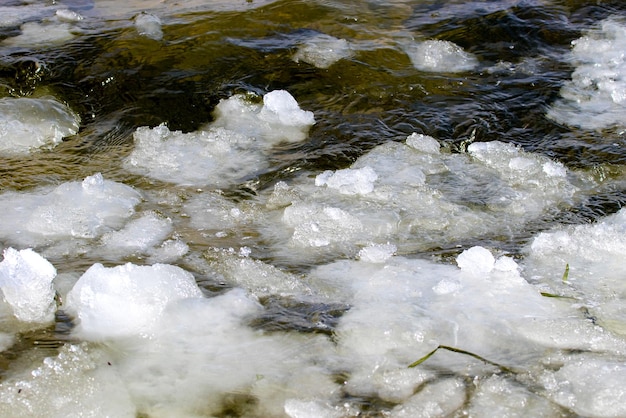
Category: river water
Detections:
[{"x1": 1, "y1": 0, "x2": 626, "y2": 416}]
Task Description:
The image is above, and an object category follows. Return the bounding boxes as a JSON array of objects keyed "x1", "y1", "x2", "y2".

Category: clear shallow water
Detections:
[{"x1": 2, "y1": 0, "x2": 626, "y2": 417}]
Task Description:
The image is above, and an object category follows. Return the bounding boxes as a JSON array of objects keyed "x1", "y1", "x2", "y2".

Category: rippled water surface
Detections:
[{"x1": 2, "y1": 0, "x2": 626, "y2": 417}]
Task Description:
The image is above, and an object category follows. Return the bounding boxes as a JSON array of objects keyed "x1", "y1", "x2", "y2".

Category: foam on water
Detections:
[
  {"x1": 547, "y1": 18, "x2": 626, "y2": 130},
  {"x1": 0, "y1": 97, "x2": 80, "y2": 155},
  {"x1": 125, "y1": 90, "x2": 314, "y2": 187}
]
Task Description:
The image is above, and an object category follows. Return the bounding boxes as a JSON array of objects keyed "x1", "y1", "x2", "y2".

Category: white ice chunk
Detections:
[
  {"x1": 456, "y1": 246, "x2": 495, "y2": 275},
  {"x1": 106, "y1": 289, "x2": 338, "y2": 417},
  {"x1": 404, "y1": 40, "x2": 478, "y2": 73},
  {"x1": 134, "y1": 13, "x2": 162, "y2": 41},
  {"x1": 65, "y1": 262, "x2": 203, "y2": 340},
  {"x1": 315, "y1": 166, "x2": 378, "y2": 195},
  {"x1": 258, "y1": 135, "x2": 578, "y2": 263},
  {"x1": 124, "y1": 124, "x2": 264, "y2": 187},
  {"x1": 358, "y1": 243, "x2": 397, "y2": 263},
  {"x1": 0, "y1": 248, "x2": 56, "y2": 323},
  {"x1": 293, "y1": 34, "x2": 353, "y2": 69},
  {"x1": 259, "y1": 90, "x2": 316, "y2": 128},
  {"x1": 0, "y1": 97, "x2": 80, "y2": 155},
  {"x1": 405, "y1": 133, "x2": 441, "y2": 154},
  {"x1": 0, "y1": 173, "x2": 142, "y2": 249},
  {"x1": 55, "y1": 9, "x2": 83, "y2": 22},
  {"x1": 547, "y1": 19, "x2": 626, "y2": 129},
  {"x1": 212, "y1": 90, "x2": 315, "y2": 144}
]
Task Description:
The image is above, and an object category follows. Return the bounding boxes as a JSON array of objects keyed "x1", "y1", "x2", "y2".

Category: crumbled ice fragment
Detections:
[
  {"x1": 456, "y1": 246, "x2": 495, "y2": 275},
  {"x1": 55, "y1": 9, "x2": 83, "y2": 22},
  {"x1": 0, "y1": 248, "x2": 56, "y2": 323},
  {"x1": 259, "y1": 90, "x2": 316, "y2": 127},
  {"x1": 404, "y1": 40, "x2": 478, "y2": 73},
  {"x1": 135, "y1": 13, "x2": 163, "y2": 41},
  {"x1": 315, "y1": 167, "x2": 378, "y2": 195},
  {"x1": 284, "y1": 399, "x2": 343, "y2": 418},
  {"x1": 432, "y1": 279, "x2": 461, "y2": 295},
  {"x1": 211, "y1": 90, "x2": 315, "y2": 144},
  {"x1": 494, "y1": 256, "x2": 518, "y2": 272},
  {"x1": 546, "y1": 19, "x2": 626, "y2": 129},
  {"x1": 405, "y1": 133, "x2": 440, "y2": 154},
  {"x1": 0, "y1": 97, "x2": 80, "y2": 155},
  {"x1": 358, "y1": 243, "x2": 397, "y2": 263},
  {"x1": 542, "y1": 161, "x2": 567, "y2": 177},
  {"x1": 293, "y1": 33, "x2": 353, "y2": 69}
]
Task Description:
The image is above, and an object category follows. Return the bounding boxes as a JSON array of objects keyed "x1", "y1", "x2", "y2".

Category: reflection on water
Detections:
[{"x1": 1, "y1": 0, "x2": 626, "y2": 416}]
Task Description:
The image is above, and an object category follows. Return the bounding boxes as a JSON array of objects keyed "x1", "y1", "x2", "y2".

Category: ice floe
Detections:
[
  {"x1": 125, "y1": 90, "x2": 315, "y2": 187},
  {"x1": 404, "y1": 39, "x2": 478, "y2": 73},
  {"x1": 0, "y1": 173, "x2": 142, "y2": 256},
  {"x1": 547, "y1": 18, "x2": 626, "y2": 130},
  {"x1": 0, "y1": 97, "x2": 80, "y2": 155},
  {"x1": 254, "y1": 133, "x2": 579, "y2": 264},
  {"x1": 293, "y1": 34, "x2": 353, "y2": 69}
]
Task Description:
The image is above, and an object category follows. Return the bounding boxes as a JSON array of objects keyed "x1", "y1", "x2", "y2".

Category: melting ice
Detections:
[
  {"x1": 2, "y1": 8, "x2": 626, "y2": 418},
  {"x1": 547, "y1": 18, "x2": 626, "y2": 130}
]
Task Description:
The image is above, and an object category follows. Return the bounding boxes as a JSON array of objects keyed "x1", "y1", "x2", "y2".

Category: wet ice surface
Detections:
[
  {"x1": 124, "y1": 90, "x2": 315, "y2": 187},
  {"x1": 547, "y1": 18, "x2": 626, "y2": 130},
  {"x1": 2, "y1": 1, "x2": 626, "y2": 417},
  {"x1": 0, "y1": 97, "x2": 80, "y2": 155}
]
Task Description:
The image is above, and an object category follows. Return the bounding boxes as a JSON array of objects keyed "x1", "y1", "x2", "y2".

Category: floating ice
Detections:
[
  {"x1": 456, "y1": 246, "x2": 495, "y2": 275},
  {"x1": 125, "y1": 90, "x2": 314, "y2": 187},
  {"x1": 525, "y1": 208, "x2": 626, "y2": 336},
  {"x1": 308, "y1": 250, "x2": 571, "y2": 405},
  {"x1": 98, "y1": 211, "x2": 178, "y2": 260},
  {"x1": 547, "y1": 18, "x2": 626, "y2": 130},
  {"x1": 404, "y1": 40, "x2": 478, "y2": 73},
  {"x1": 134, "y1": 13, "x2": 163, "y2": 41},
  {"x1": 125, "y1": 124, "x2": 263, "y2": 187},
  {"x1": 56, "y1": 9, "x2": 83, "y2": 22},
  {"x1": 0, "y1": 97, "x2": 80, "y2": 155},
  {"x1": 0, "y1": 344, "x2": 136, "y2": 418},
  {"x1": 2, "y1": 21, "x2": 76, "y2": 47},
  {"x1": 0, "y1": 173, "x2": 142, "y2": 251},
  {"x1": 65, "y1": 262, "x2": 203, "y2": 340},
  {"x1": 293, "y1": 34, "x2": 353, "y2": 69},
  {"x1": 212, "y1": 90, "x2": 315, "y2": 144},
  {"x1": 0, "y1": 248, "x2": 56, "y2": 323},
  {"x1": 255, "y1": 135, "x2": 578, "y2": 263},
  {"x1": 315, "y1": 166, "x2": 378, "y2": 195},
  {"x1": 358, "y1": 242, "x2": 397, "y2": 263}
]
